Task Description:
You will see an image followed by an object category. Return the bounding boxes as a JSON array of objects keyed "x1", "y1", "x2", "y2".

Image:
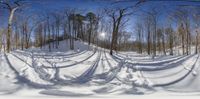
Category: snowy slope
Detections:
[{"x1": 0, "y1": 40, "x2": 200, "y2": 99}]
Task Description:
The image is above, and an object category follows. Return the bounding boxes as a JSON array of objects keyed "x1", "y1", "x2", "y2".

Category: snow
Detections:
[{"x1": 1, "y1": 40, "x2": 200, "y2": 99}]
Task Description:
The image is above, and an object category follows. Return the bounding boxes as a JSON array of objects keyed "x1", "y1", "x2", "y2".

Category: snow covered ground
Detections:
[{"x1": 1, "y1": 40, "x2": 200, "y2": 99}]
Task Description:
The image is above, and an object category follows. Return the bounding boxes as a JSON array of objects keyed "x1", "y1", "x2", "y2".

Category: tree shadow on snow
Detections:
[{"x1": 39, "y1": 90, "x2": 93, "y2": 97}]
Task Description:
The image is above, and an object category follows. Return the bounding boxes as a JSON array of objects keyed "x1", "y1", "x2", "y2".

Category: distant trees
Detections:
[
  {"x1": 12, "y1": 13, "x2": 40, "y2": 50},
  {"x1": 0, "y1": 0, "x2": 200, "y2": 56},
  {"x1": 134, "y1": 6, "x2": 192, "y2": 56},
  {"x1": 35, "y1": 23, "x2": 43, "y2": 48},
  {"x1": 135, "y1": 22, "x2": 143, "y2": 53},
  {"x1": 52, "y1": 12, "x2": 62, "y2": 49},
  {"x1": 172, "y1": 7, "x2": 191, "y2": 55},
  {"x1": 144, "y1": 8, "x2": 160, "y2": 57},
  {"x1": 64, "y1": 8, "x2": 76, "y2": 50},
  {"x1": 33, "y1": 8, "x2": 101, "y2": 51},
  {"x1": 118, "y1": 31, "x2": 131, "y2": 51},
  {"x1": 165, "y1": 26, "x2": 174, "y2": 55},
  {"x1": 192, "y1": 9, "x2": 200, "y2": 54},
  {"x1": 142, "y1": 8, "x2": 160, "y2": 56}
]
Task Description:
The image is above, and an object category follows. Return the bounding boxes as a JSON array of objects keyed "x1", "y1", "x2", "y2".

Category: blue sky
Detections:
[{"x1": 1, "y1": 0, "x2": 200, "y2": 34}]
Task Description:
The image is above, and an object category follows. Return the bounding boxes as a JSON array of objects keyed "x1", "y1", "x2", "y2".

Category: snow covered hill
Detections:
[{"x1": 0, "y1": 40, "x2": 200, "y2": 99}]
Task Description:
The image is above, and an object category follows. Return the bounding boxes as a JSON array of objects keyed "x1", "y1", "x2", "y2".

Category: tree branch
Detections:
[{"x1": 0, "y1": 1, "x2": 12, "y2": 11}]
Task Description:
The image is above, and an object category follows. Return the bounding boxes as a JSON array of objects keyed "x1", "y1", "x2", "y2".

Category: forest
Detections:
[
  {"x1": 1, "y1": 0, "x2": 200, "y2": 99},
  {"x1": 0, "y1": 0, "x2": 199, "y2": 55}
]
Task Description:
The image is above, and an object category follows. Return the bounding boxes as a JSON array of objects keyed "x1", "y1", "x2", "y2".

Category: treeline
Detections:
[
  {"x1": 0, "y1": 0, "x2": 200, "y2": 56},
  {"x1": 0, "y1": 0, "x2": 102, "y2": 52},
  {"x1": 134, "y1": 6, "x2": 200, "y2": 56},
  {"x1": 33, "y1": 9, "x2": 101, "y2": 52}
]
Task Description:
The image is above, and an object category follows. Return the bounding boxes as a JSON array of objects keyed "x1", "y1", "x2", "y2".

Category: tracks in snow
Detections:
[
  {"x1": 3, "y1": 53, "x2": 55, "y2": 88},
  {"x1": 150, "y1": 54, "x2": 200, "y2": 87},
  {"x1": 7, "y1": 49, "x2": 101, "y2": 85},
  {"x1": 113, "y1": 52, "x2": 200, "y2": 87},
  {"x1": 3, "y1": 49, "x2": 200, "y2": 88}
]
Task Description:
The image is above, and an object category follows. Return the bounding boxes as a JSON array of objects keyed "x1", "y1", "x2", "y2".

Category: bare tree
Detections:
[
  {"x1": 0, "y1": 29, "x2": 3, "y2": 51},
  {"x1": 192, "y1": 11, "x2": 200, "y2": 54},
  {"x1": 173, "y1": 8, "x2": 191, "y2": 55},
  {"x1": 135, "y1": 22, "x2": 143, "y2": 53},
  {"x1": 143, "y1": 15, "x2": 152, "y2": 55},
  {"x1": 0, "y1": 0, "x2": 24, "y2": 52},
  {"x1": 105, "y1": 7, "x2": 132, "y2": 55},
  {"x1": 146, "y1": 8, "x2": 159, "y2": 57},
  {"x1": 156, "y1": 28, "x2": 162, "y2": 54},
  {"x1": 165, "y1": 26, "x2": 174, "y2": 55},
  {"x1": 51, "y1": 12, "x2": 62, "y2": 49},
  {"x1": 47, "y1": 16, "x2": 51, "y2": 52},
  {"x1": 34, "y1": 23, "x2": 43, "y2": 48}
]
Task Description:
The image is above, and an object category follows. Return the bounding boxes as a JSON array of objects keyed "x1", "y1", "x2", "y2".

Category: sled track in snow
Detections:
[
  {"x1": 10, "y1": 50, "x2": 102, "y2": 83},
  {"x1": 113, "y1": 53, "x2": 195, "y2": 71},
  {"x1": 115, "y1": 52, "x2": 148, "y2": 58},
  {"x1": 92, "y1": 51, "x2": 130, "y2": 85},
  {"x1": 52, "y1": 50, "x2": 101, "y2": 84},
  {"x1": 6, "y1": 49, "x2": 199, "y2": 88},
  {"x1": 114, "y1": 53, "x2": 187, "y2": 65},
  {"x1": 9, "y1": 52, "x2": 60, "y2": 83},
  {"x1": 114, "y1": 52, "x2": 189, "y2": 66},
  {"x1": 115, "y1": 52, "x2": 183, "y2": 61},
  {"x1": 3, "y1": 53, "x2": 55, "y2": 88},
  {"x1": 92, "y1": 51, "x2": 119, "y2": 84},
  {"x1": 10, "y1": 50, "x2": 97, "y2": 69},
  {"x1": 42, "y1": 50, "x2": 97, "y2": 68},
  {"x1": 8, "y1": 50, "x2": 101, "y2": 85},
  {"x1": 41, "y1": 51, "x2": 94, "y2": 66},
  {"x1": 13, "y1": 50, "x2": 88, "y2": 59},
  {"x1": 141, "y1": 68, "x2": 185, "y2": 79},
  {"x1": 148, "y1": 54, "x2": 200, "y2": 87},
  {"x1": 132, "y1": 55, "x2": 194, "y2": 71},
  {"x1": 113, "y1": 52, "x2": 200, "y2": 87},
  {"x1": 108, "y1": 54, "x2": 137, "y2": 85},
  {"x1": 35, "y1": 50, "x2": 88, "y2": 59},
  {"x1": 10, "y1": 52, "x2": 33, "y2": 67},
  {"x1": 72, "y1": 50, "x2": 101, "y2": 84}
]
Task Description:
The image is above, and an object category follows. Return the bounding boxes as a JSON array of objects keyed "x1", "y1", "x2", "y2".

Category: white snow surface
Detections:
[{"x1": 1, "y1": 40, "x2": 200, "y2": 99}]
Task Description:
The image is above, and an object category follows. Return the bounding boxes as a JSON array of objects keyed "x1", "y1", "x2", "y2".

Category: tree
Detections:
[
  {"x1": 52, "y1": 12, "x2": 62, "y2": 49},
  {"x1": 0, "y1": 29, "x2": 3, "y2": 51},
  {"x1": 135, "y1": 22, "x2": 143, "y2": 53},
  {"x1": 16, "y1": 13, "x2": 40, "y2": 49},
  {"x1": 192, "y1": 11, "x2": 200, "y2": 54},
  {"x1": 76, "y1": 14, "x2": 85, "y2": 40},
  {"x1": 47, "y1": 16, "x2": 51, "y2": 52},
  {"x1": 176, "y1": 23, "x2": 185, "y2": 55},
  {"x1": 105, "y1": 7, "x2": 132, "y2": 55},
  {"x1": 143, "y1": 15, "x2": 152, "y2": 55},
  {"x1": 35, "y1": 23, "x2": 43, "y2": 48},
  {"x1": 0, "y1": 0, "x2": 24, "y2": 52},
  {"x1": 156, "y1": 28, "x2": 162, "y2": 53},
  {"x1": 13, "y1": 16, "x2": 20, "y2": 49},
  {"x1": 173, "y1": 8, "x2": 191, "y2": 55},
  {"x1": 64, "y1": 8, "x2": 77, "y2": 50},
  {"x1": 146, "y1": 8, "x2": 159, "y2": 57},
  {"x1": 86, "y1": 12, "x2": 96, "y2": 46},
  {"x1": 165, "y1": 26, "x2": 174, "y2": 55},
  {"x1": 155, "y1": 27, "x2": 166, "y2": 55}
]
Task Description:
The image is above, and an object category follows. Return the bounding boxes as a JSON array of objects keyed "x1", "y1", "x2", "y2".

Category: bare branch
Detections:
[{"x1": 0, "y1": 1, "x2": 12, "y2": 10}]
